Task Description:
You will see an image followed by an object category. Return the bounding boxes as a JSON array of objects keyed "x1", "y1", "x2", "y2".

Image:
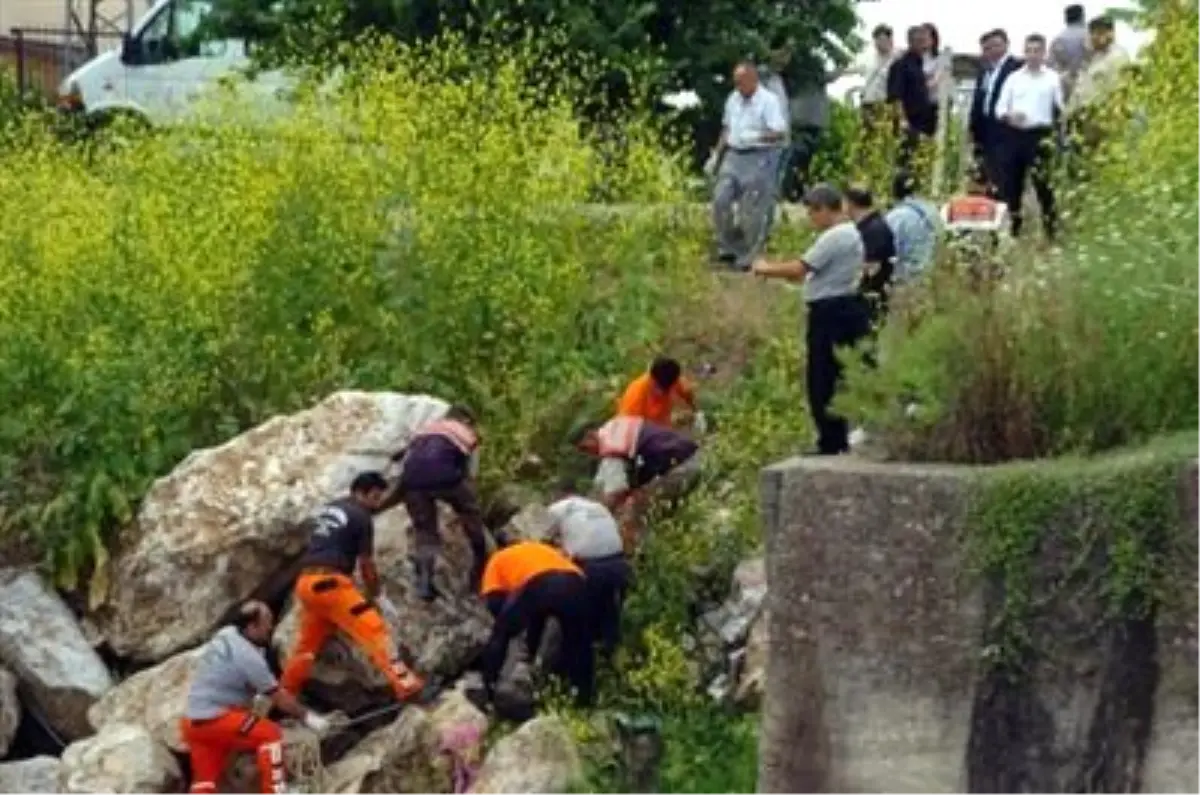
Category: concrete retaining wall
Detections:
[{"x1": 757, "y1": 454, "x2": 1198, "y2": 793}]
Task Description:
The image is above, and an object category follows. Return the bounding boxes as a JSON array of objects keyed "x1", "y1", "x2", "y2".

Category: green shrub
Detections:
[{"x1": 0, "y1": 33, "x2": 738, "y2": 590}]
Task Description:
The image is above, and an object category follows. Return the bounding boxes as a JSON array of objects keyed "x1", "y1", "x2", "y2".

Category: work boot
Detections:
[{"x1": 412, "y1": 557, "x2": 438, "y2": 602}]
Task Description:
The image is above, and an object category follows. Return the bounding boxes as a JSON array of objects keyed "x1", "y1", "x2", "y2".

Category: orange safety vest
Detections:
[
  {"x1": 597, "y1": 416, "x2": 643, "y2": 460},
  {"x1": 946, "y1": 195, "x2": 1002, "y2": 224},
  {"x1": 417, "y1": 419, "x2": 479, "y2": 457}
]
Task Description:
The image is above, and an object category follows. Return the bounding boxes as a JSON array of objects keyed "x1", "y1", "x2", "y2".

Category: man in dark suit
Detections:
[
  {"x1": 887, "y1": 25, "x2": 936, "y2": 170},
  {"x1": 969, "y1": 29, "x2": 1023, "y2": 196}
]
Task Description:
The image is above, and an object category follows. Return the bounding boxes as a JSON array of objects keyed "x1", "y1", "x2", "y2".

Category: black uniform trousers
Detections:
[
  {"x1": 1000, "y1": 125, "x2": 1057, "y2": 239},
  {"x1": 579, "y1": 553, "x2": 632, "y2": 656},
  {"x1": 480, "y1": 570, "x2": 596, "y2": 706},
  {"x1": 806, "y1": 294, "x2": 873, "y2": 455}
]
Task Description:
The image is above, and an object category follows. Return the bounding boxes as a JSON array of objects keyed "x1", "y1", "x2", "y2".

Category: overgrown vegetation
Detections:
[
  {"x1": 817, "y1": 0, "x2": 1198, "y2": 710},
  {"x1": 0, "y1": 31, "x2": 800, "y2": 791}
]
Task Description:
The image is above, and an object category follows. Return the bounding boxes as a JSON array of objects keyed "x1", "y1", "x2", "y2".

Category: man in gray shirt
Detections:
[
  {"x1": 182, "y1": 601, "x2": 330, "y2": 794},
  {"x1": 546, "y1": 482, "x2": 631, "y2": 656},
  {"x1": 1050, "y1": 5, "x2": 1089, "y2": 97},
  {"x1": 752, "y1": 184, "x2": 872, "y2": 454}
]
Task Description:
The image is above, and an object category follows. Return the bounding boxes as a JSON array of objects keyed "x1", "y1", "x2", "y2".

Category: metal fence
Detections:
[{"x1": 0, "y1": 26, "x2": 124, "y2": 99}]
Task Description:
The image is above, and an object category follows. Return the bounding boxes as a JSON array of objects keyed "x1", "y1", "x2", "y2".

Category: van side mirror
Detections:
[{"x1": 120, "y1": 32, "x2": 138, "y2": 64}]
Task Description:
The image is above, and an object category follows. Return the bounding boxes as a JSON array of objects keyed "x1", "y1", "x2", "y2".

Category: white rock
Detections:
[
  {"x1": 0, "y1": 666, "x2": 19, "y2": 757},
  {"x1": 0, "y1": 568, "x2": 113, "y2": 740},
  {"x1": 92, "y1": 391, "x2": 451, "y2": 662},
  {"x1": 322, "y1": 690, "x2": 488, "y2": 794},
  {"x1": 0, "y1": 756, "x2": 61, "y2": 794},
  {"x1": 59, "y1": 723, "x2": 181, "y2": 793},
  {"x1": 470, "y1": 715, "x2": 583, "y2": 793},
  {"x1": 86, "y1": 647, "x2": 203, "y2": 752}
]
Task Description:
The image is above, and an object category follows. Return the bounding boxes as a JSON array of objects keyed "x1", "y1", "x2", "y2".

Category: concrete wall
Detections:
[{"x1": 758, "y1": 455, "x2": 1198, "y2": 794}]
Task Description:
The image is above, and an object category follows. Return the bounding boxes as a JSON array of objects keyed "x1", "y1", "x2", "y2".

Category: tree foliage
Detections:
[{"x1": 206, "y1": 0, "x2": 859, "y2": 113}]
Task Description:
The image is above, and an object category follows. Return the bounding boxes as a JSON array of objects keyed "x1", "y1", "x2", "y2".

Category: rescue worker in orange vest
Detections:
[
  {"x1": 386, "y1": 404, "x2": 490, "y2": 601},
  {"x1": 279, "y1": 472, "x2": 428, "y2": 704},
  {"x1": 616, "y1": 356, "x2": 707, "y2": 432},
  {"x1": 477, "y1": 540, "x2": 596, "y2": 706},
  {"x1": 941, "y1": 168, "x2": 1010, "y2": 247},
  {"x1": 181, "y1": 601, "x2": 331, "y2": 794},
  {"x1": 570, "y1": 415, "x2": 701, "y2": 551}
]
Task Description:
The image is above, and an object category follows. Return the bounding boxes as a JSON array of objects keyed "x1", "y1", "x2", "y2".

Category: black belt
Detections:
[{"x1": 580, "y1": 552, "x2": 627, "y2": 565}]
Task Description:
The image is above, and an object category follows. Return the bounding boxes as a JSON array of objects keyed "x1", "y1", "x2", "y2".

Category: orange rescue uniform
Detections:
[
  {"x1": 279, "y1": 499, "x2": 424, "y2": 702},
  {"x1": 616, "y1": 373, "x2": 695, "y2": 427},
  {"x1": 479, "y1": 541, "x2": 582, "y2": 597},
  {"x1": 181, "y1": 711, "x2": 284, "y2": 794}
]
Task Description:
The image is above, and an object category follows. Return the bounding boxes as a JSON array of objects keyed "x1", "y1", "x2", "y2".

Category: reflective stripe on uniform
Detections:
[
  {"x1": 417, "y1": 419, "x2": 479, "y2": 456},
  {"x1": 597, "y1": 417, "x2": 643, "y2": 459}
]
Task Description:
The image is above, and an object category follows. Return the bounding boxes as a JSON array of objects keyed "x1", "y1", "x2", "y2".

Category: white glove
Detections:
[
  {"x1": 303, "y1": 711, "x2": 331, "y2": 735},
  {"x1": 692, "y1": 411, "x2": 708, "y2": 435},
  {"x1": 377, "y1": 594, "x2": 400, "y2": 623},
  {"x1": 703, "y1": 151, "x2": 719, "y2": 177}
]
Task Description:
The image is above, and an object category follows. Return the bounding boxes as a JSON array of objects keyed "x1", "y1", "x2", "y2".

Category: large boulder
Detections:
[
  {"x1": 323, "y1": 691, "x2": 488, "y2": 794},
  {"x1": 0, "y1": 666, "x2": 19, "y2": 757},
  {"x1": 470, "y1": 715, "x2": 583, "y2": 793},
  {"x1": 696, "y1": 557, "x2": 767, "y2": 707},
  {"x1": 59, "y1": 723, "x2": 181, "y2": 794},
  {"x1": 0, "y1": 757, "x2": 61, "y2": 794},
  {"x1": 92, "y1": 391, "x2": 451, "y2": 662},
  {"x1": 0, "y1": 569, "x2": 113, "y2": 740},
  {"x1": 86, "y1": 647, "x2": 203, "y2": 752}
]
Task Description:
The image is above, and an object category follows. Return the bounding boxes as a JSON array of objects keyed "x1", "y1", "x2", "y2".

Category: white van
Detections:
[{"x1": 56, "y1": 0, "x2": 287, "y2": 128}]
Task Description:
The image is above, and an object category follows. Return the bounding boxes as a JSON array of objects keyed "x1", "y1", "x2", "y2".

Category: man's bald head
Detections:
[
  {"x1": 733, "y1": 61, "x2": 759, "y2": 97},
  {"x1": 233, "y1": 599, "x2": 274, "y2": 643}
]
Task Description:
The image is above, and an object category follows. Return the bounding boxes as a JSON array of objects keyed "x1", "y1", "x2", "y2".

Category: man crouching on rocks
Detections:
[
  {"x1": 570, "y1": 416, "x2": 702, "y2": 552},
  {"x1": 478, "y1": 540, "x2": 596, "y2": 707},
  {"x1": 181, "y1": 601, "x2": 331, "y2": 794},
  {"x1": 385, "y1": 404, "x2": 491, "y2": 601},
  {"x1": 546, "y1": 480, "x2": 632, "y2": 658},
  {"x1": 280, "y1": 472, "x2": 428, "y2": 704}
]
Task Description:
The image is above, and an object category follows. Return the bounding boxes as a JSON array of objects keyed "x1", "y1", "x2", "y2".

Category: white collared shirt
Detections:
[
  {"x1": 983, "y1": 54, "x2": 1013, "y2": 114},
  {"x1": 722, "y1": 87, "x2": 788, "y2": 149},
  {"x1": 858, "y1": 49, "x2": 896, "y2": 104},
  {"x1": 996, "y1": 65, "x2": 1064, "y2": 129}
]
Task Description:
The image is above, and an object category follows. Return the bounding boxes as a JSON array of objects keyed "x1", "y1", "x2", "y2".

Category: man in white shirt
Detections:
[
  {"x1": 854, "y1": 25, "x2": 896, "y2": 119},
  {"x1": 545, "y1": 483, "x2": 630, "y2": 656},
  {"x1": 995, "y1": 34, "x2": 1064, "y2": 239},
  {"x1": 709, "y1": 61, "x2": 789, "y2": 271}
]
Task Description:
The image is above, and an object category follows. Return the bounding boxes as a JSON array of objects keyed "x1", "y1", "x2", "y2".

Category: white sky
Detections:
[{"x1": 830, "y1": 0, "x2": 1152, "y2": 96}]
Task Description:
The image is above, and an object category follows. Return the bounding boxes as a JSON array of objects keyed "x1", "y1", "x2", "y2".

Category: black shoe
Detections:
[{"x1": 412, "y1": 558, "x2": 438, "y2": 602}]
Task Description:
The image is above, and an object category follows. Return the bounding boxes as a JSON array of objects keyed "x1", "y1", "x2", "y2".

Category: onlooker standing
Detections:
[
  {"x1": 921, "y1": 23, "x2": 948, "y2": 100},
  {"x1": 844, "y1": 186, "x2": 896, "y2": 325},
  {"x1": 885, "y1": 170, "x2": 941, "y2": 284},
  {"x1": 995, "y1": 34, "x2": 1063, "y2": 240},
  {"x1": 761, "y1": 37, "x2": 794, "y2": 232},
  {"x1": 751, "y1": 184, "x2": 871, "y2": 455},
  {"x1": 1067, "y1": 16, "x2": 1131, "y2": 147},
  {"x1": 970, "y1": 29, "x2": 1023, "y2": 194},
  {"x1": 709, "y1": 61, "x2": 789, "y2": 271},
  {"x1": 851, "y1": 25, "x2": 897, "y2": 134},
  {"x1": 1050, "y1": 5, "x2": 1089, "y2": 98},
  {"x1": 887, "y1": 26, "x2": 937, "y2": 168},
  {"x1": 784, "y1": 67, "x2": 839, "y2": 201}
]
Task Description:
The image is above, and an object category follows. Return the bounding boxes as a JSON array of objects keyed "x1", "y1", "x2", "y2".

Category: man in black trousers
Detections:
[
  {"x1": 970, "y1": 29, "x2": 1023, "y2": 195},
  {"x1": 887, "y1": 26, "x2": 937, "y2": 170}
]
